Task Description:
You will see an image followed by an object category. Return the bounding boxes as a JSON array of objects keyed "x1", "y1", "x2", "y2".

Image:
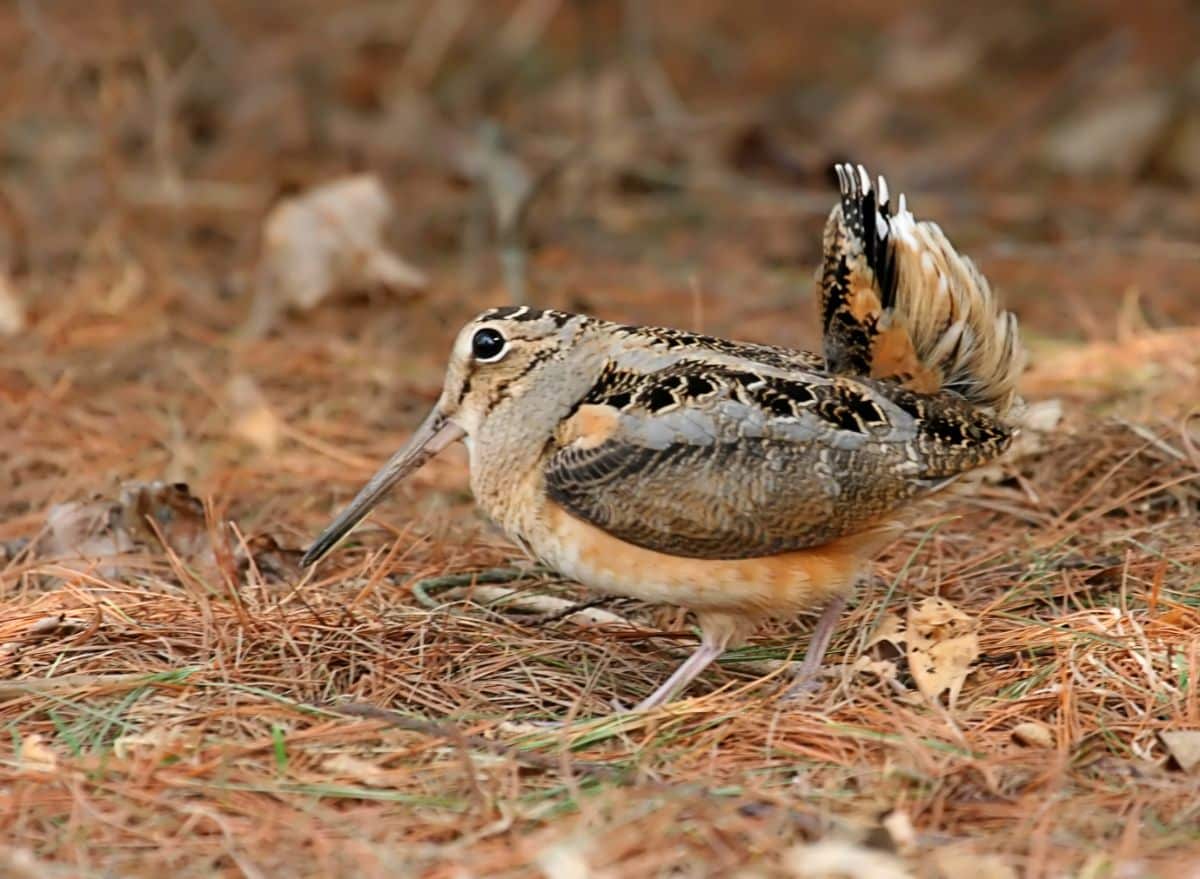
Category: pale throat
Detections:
[{"x1": 465, "y1": 357, "x2": 600, "y2": 537}]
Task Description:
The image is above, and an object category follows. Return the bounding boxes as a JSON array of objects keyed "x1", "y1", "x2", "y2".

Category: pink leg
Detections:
[
  {"x1": 634, "y1": 618, "x2": 738, "y2": 711},
  {"x1": 783, "y1": 594, "x2": 848, "y2": 699},
  {"x1": 634, "y1": 642, "x2": 725, "y2": 711}
]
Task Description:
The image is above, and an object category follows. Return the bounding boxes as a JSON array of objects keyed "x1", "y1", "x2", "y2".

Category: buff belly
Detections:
[{"x1": 528, "y1": 500, "x2": 867, "y2": 618}]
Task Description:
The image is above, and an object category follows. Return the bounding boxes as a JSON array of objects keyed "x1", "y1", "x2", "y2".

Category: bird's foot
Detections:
[{"x1": 781, "y1": 666, "x2": 831, "y2": 701}]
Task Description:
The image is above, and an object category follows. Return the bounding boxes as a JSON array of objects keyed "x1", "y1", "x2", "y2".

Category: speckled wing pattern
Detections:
[
  {"x1": 542, "y1": 163, "x2": 1022, "y2": 561},
  {"x1": 543, "y1": 340, "x2": 1012, "y2": 560}
]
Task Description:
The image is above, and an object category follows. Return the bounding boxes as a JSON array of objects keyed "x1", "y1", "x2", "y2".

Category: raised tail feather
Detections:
[{"x1": 818, "y1": 163, "x2": 1025, "y2": 416}]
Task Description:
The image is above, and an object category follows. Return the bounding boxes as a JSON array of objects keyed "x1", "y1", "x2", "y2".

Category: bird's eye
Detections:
[{"x1": 471, "y1": 327, "x2": 508, "y2": 362}]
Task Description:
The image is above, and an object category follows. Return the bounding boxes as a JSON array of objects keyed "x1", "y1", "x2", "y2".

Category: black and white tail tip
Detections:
[{"x1": 834, "y1": 162, "x2": 907, "y2": 303}]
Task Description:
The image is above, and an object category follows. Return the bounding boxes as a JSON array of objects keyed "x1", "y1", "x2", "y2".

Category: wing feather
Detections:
[{"x1": 544, "y1": 360, "x2": 1010, "y2": 560}]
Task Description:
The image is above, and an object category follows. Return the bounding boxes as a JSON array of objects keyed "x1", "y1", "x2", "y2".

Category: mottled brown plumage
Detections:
[{"x1": 301, "y1": 163, "x2": 1025, "y2": 712}]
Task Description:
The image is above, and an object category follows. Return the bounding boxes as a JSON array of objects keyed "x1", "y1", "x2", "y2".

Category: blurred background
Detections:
[
  {"x1": 1, "y1": 0, "x2": 1198, "y2": 532},
  {"x1": 3, "y1": 6, "x2": 1200, "y2": 874}
]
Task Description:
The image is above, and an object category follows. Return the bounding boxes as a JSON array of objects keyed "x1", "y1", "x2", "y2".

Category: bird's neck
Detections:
[{"x1": 466, "y1": 344, "x2": 605, "y2": 542}]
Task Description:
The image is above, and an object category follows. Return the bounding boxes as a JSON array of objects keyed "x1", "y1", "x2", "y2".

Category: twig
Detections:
[
  {"x1": 409, "y1": 567, "x2": 537, "y2": 609},
  {"x1": 0, "y1": 672, "x2": 173, "y2": 701},
  {"x1": 333, "y1": 701, "x2": 627, "y2": 778},
  {"x1": 408, "y1": 567, "x2": 639, "y2": 630}
]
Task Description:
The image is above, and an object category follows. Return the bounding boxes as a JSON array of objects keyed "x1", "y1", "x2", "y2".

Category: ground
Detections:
[{"x1": 1, "y1": 2, "x2": 1199, "y2": 877}]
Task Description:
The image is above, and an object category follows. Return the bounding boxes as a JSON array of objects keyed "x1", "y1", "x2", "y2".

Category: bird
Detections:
[{"x1": 300, "y1": 163, "x2": 1024, "y2": 711}]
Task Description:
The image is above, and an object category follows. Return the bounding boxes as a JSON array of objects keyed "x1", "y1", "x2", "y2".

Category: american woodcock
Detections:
[{"x1": 301, "y1": 164, "x2": 1024, "y2": 711}]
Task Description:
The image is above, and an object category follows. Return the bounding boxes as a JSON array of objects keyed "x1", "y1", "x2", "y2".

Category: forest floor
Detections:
[{"x1": 1, "y1": 2, "x2": 1199, "y2": 876}]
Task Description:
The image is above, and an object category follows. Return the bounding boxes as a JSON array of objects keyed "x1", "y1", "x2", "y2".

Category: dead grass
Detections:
[{"x1": 3, "y1": 2, "x2": 1200, "y2": 877}]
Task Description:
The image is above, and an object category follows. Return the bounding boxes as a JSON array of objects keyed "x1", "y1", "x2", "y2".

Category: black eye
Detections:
[{"x1": 471, "y1": 328, "x2": 507, "y2": 362}]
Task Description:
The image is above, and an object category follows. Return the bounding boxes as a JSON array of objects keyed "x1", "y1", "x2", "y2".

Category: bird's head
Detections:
[{"x1": 300, "y1": 306, "x2": 582, "y2": 566}]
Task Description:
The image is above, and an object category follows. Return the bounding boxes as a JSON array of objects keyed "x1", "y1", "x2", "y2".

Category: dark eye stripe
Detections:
[{"x1": 484, "y1": 346, "x2": 557, "y2": 413}]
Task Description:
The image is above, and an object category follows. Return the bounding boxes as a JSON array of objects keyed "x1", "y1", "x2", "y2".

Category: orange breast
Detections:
[{"x1": 530, "y1": 500, "x2": 880, "y2": 620}]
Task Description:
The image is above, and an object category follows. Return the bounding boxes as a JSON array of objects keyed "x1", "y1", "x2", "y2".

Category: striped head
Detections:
[
  {"x1": 435, "y1": 306, "x2": 587, "y2": 436},
  {"x1": 301, "y1": 306, "x2": 595, "y2": 566}
]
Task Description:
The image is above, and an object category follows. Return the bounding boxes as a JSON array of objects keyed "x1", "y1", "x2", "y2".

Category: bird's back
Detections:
[{"x1": 481, "y1": 165, "x2": 1025, "y2": 565}]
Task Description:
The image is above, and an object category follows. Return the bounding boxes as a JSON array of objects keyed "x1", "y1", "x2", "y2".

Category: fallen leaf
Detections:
[
  {"x1": 880, "y1": 809, "x2": 917, "y2": 855},
  {"x1": 852, "y1": 655, "x2": 900, "y2": 682},
  {"x1": 0, "y1": 272, "x2": 25, "y2": 335},
  {"x1": 866, "y1": 611, "x2": 907, "y2": 658},
  {"x1": 783, "y1": 839, "x2": 912, "y2": 879},
  {"x1": 40, "y1": 482, "x2": 215, "y2": 575},
  {"x1": 0, "y1": 845, "x2": 78, "y2": 879},
  {"x1": 112, "y1": 726, "x2": 184, "y2": 760},
  {"x1": 249, "y1": 174, "x2": 426, "y2": 335},
  {"x1": 1159, "y1": 730, "x2": 1200, "y2": 773},
  {"x1": 931, "y1": 848, "x2": 1017, "y2": 879},
  {"x1": 235, "y1": 533, "x2": 303, "y2": 583},
  {"x1": 854, "y1": 612, "x2": 909, "y2": 689},
  {"x1": 25, "y1": 615, "x2": 67, "y2": 637},
  {"x1": 43, "y1": 498, "x2": 134, "y2": 567},
  {"x1": 23, "y1": 615, "x2": 87, "y2": 639},
  {"x1": 227, "y1": 374, "x2": 283, "y2": 453},
  {"x1": 906, "y1": 597, "x2": 979, "y2": 708},
  {"x1": 115, "y1": 482, "x2": 210, "y2": 562},
  {"x1": 1011, "y1": 721, "x2": 1055, "y2": 749},
  {"x1": 18, "y1": 734, "x2": 59, "y2": 774},
  {"x1": 321, "y1": 753, "x2": 392, "y2": 788},
  {"x1": 535, "y1": 842, "x2": 592, "y2": 879}
]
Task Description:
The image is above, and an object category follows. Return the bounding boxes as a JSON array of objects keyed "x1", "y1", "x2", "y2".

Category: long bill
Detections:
[{"x1": 300, "y1": 409, "x2": 465, "y2": 567}]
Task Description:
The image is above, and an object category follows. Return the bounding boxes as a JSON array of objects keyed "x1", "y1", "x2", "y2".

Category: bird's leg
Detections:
[
  {"x1": 633, "y1": 642, "x2": 724, "y2": 712},
  {"x1": 634, "y1": 615, "x2": 738, "y2": 712},
  {"x1": 783, "y1": 594, "x2": 848, "y2": 699}
]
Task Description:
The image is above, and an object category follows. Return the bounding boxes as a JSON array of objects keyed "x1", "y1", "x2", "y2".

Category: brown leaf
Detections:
[
  {"x1": 866, "y1": 611, "x2": 907, "y2": 659},
  {"x1": 235, "y1": 533, "x2": 303, "y2": 583},
  {"x1": 852, "y1": 655, "x2": 900, "y2": 682},
  {"x1": 880, "y1": 809, "x2": 917, "y2": 855},
  {"x1": 906, "y1": 597, "x2": 979, "y2": 708},
  {"x1": 24, "y1": 615, "x2": 87, "y2": 639},
  {"x1": 1011, "y1": 721, "x2": 1056, "y2": 749},
  {"x1": 783, "y1": 839, "x2": 912, "y2": 879},
  {"x1": 321, "y1": 753, "x2": 393, "y2": 789},
  {"x1": 18, "y1": 734, "x2": 59, "y2": 775},
  {"x1": 931, "y1": 848, "x2": 1017, "y2": 879},
  {"x1": 115, "y1": 482, "x2": 210, "y2": 561},
  {"x1": 112, "y1": 726, "x2": 184, "y2": 760},
  {"x1": 0, "y1": 272, "x2": 25, "y2": 335},
  {"x1": 40, "y1": 482, "x2": 215, "y2": 574},
  {"x1": 249, "y1": 174, "x2": 426, "y2": 335},
  {"x1": 1160, "y1": 730, "x2": 1200, "y2": 773},
  {"x1": 42, "y1": 499, "x2": 134, "y2": 567},
  {"x1": 227, "y1": 374, "x2": 283, "y2": 453}
]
